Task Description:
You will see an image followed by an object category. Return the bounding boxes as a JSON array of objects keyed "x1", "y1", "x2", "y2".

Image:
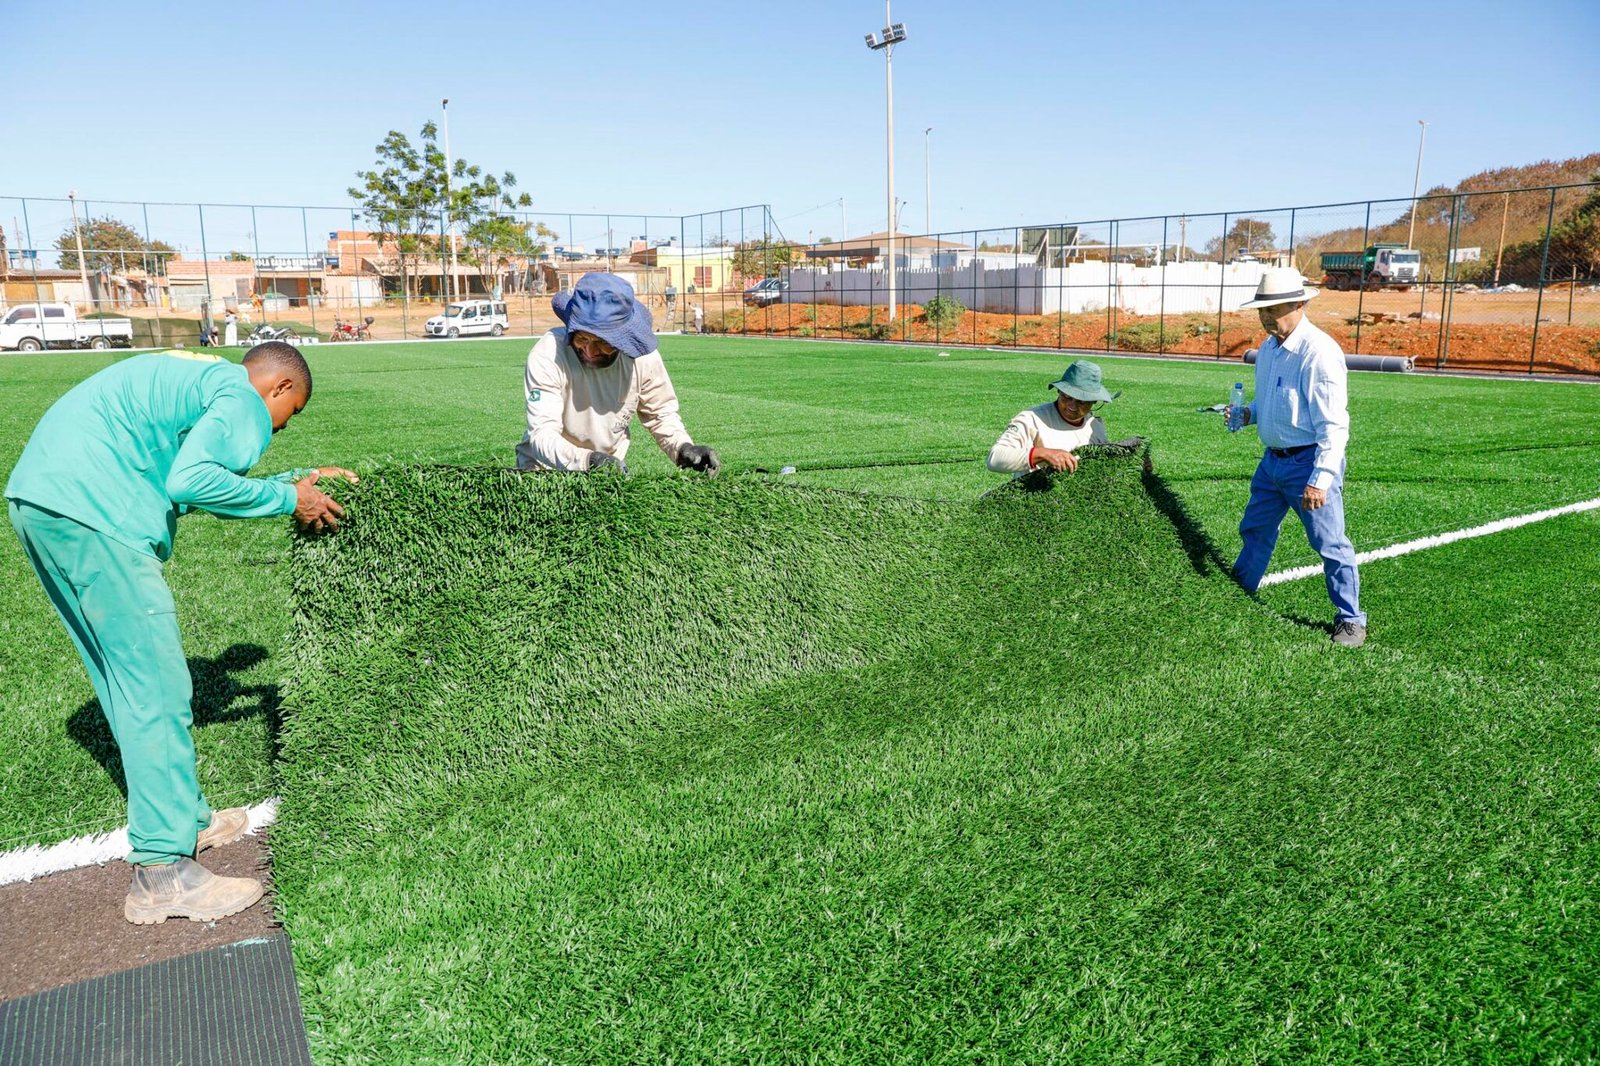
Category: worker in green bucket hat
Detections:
[
  {"x1": 6, "y1": 343, "x2": 354, "y2": 925},
  {"x1": 987, "y1": 359, "x2": 1121, "y2": 475}
]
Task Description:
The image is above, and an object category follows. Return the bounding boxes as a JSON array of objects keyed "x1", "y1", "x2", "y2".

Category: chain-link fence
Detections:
[
  {"x1": 2, "y1": 184, "x2": 1595, "y2": 375},
  {"x1": 726, "y1": 181, "x2": 1600, "y2": 377},
  {"x1": 0, "y1": 196, "x2": 776, "y2": 349}
]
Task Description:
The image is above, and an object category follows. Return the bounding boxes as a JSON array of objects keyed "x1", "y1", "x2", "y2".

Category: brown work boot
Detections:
[
  {"x1": 195, "y1": 807, "x2": 250, "y2": 853},
  {"x1": 124, "y1": 857, "x2": 263, "y2": 925}
]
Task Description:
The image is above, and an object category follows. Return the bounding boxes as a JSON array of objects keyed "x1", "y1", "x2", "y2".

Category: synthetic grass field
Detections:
[{"x1": 3, "y1": 337, "x2": 1598, "y2": 1060}]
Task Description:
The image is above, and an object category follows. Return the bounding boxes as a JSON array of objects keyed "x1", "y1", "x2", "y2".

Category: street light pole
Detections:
[
  {"x1": 923, "y1": 126, "x2": 933, "y2": 235},
  {"x1": 865, "y1": 11, "x2": 907, "y2": 321},
  {"x1": 442, "y1": 98, "x2": 457, "y2": 300},
  {"x1": 67, "y1": 190, "x2": 91, "y2": 310},
  {"x1": 1407, "y1": 119, "x2": 1427, "y2": 250}
]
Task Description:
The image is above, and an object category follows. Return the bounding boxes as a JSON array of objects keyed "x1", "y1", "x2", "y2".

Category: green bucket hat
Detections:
[{"x1": 1048, "y1": 360, "x2": 1120, "y2": 403}]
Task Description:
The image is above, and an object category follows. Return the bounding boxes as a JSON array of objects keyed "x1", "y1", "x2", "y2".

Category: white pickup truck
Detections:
[{"x1": 0, "y1": 302, "x2": 135, "y2": 351}]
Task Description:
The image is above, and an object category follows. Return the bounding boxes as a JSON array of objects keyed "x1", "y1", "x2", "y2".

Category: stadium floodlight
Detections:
[{"x1": 864, "y1": 5, "x2": 908, "y2": 320}]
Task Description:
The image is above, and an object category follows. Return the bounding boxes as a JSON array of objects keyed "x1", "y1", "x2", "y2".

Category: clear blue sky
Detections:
[{"x1": 4, "y1": 0, "x2": 1596, "y2": 252}]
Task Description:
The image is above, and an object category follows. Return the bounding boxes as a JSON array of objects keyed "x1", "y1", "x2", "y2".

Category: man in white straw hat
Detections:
[{"x1": 1226, "y1": 267, "x2": 1367, "y2": 648}]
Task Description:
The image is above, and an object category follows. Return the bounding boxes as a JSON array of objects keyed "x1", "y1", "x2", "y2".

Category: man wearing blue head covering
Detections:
[{"x1": 515, "y1": 273, "x2": 720, "y2": 476}]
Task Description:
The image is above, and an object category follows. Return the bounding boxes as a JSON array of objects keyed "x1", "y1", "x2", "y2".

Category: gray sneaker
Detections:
[
  {"x1": 1331, "y1": 620, "x2": 1367, "y2": 648},
  {"x1": 124, "y1": 857, "x2": 263, "y2": 925}
]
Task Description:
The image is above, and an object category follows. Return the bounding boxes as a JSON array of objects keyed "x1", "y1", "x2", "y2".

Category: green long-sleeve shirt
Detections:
[{"x1": 5, "y1": 350, "x2": 303, "y2": 561}]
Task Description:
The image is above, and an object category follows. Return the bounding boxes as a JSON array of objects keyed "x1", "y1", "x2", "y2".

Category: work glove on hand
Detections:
[
  {"x1": 676, "y1": 443, "x2": 721, "y2": 477},
  {"x1": 587, "y1": 452, "x2": 628, "y2": 476}
]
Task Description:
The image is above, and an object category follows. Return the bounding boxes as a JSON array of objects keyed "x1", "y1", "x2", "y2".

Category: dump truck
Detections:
[
  {"x1": 0, "y1": 302, "x2": 134, "y2": 351},
  {"x1": 1318, "y1": 244, "x2": 1421, "y2": 291}
]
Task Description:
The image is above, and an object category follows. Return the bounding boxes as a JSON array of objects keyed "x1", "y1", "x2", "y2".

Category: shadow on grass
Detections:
[
  {"x1": 66, "y1": 643, "x2": 282, "y2": 800},
  {"x1": 1141, "y1": 465, "x2": 1234, "y2": 578}
]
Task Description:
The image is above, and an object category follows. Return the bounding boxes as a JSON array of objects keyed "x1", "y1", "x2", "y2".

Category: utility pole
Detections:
[
  {"x1": 1493, "y1": 192, "x2": 1510, "y2": 287},
  {"x1": 442, "y1": 98, "x2": 457, "y2": 300},
  {"x1": 68, "y1": 190, "x2": 91, "y2": 310},
  {"x1": 1407, "y1": 119, "x2": 1427, "y2": 250},
  {"x1": 1177, "y1": 215, "x2": 1187, "y2": 264},
  {"x1": 923, "y1": 126, "x2": 933, "y2": 235}
]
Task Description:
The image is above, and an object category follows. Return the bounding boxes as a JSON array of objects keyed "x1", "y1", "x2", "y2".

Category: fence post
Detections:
[
  {"x1": 1352, "y1": 201, "x2": 1370, "y2": 355},
  {"x1": 1158, "y1": 216, "x2": 1169, "y2": 354},
  {"x1": 1214, "y1": 212, "x2": 1228, "y2": 359},
  {"x1": 141, "y1": 201, "x2": 164, "y2": 332},
  {"x1": 1012, "y1": 226, "x2": 1020, "y2": 347},
  {"x1": 301, "y1": 207, "x2": 318, "y2": 336},
  {"x1": 1437, "y1": 194, "x2": 1464, "y2": 369},
  {"x1": 198, "y1": 204, "x2": 214, "y2": 346},
  {"x1": 1106, "y1": 219, "x2": 1117, "y2": 353},
  {"x1": 1528, "y1": 186, "x2": 1557, "y2": 374}
]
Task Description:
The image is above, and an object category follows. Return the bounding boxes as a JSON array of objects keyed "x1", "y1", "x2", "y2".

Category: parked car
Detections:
[
  {"x1": 742, "y1": 277, "x2": 788, "y2": 307},
  {"x1": 0, "y1": 302, "x2": 134, "y2": 351},
  {"x1": 425, "y1": 299, "x2": 509, "y2": 338}
]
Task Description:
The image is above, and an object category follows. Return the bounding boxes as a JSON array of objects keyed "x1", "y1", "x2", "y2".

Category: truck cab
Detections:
[{"x1": 1372, "y1": 245, "x2": 1421, "y2": 285}]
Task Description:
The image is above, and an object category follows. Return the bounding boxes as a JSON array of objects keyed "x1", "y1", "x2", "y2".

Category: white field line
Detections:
[
  {"x1": 0, "y1": 797, "x2": 279, "y2": 887},
  {"x1": 1259, "y1": 496, "x2": 1600, "y2": 587}
]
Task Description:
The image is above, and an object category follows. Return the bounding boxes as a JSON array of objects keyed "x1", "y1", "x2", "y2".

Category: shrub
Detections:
[
  {"x1": 1106, "y1": 321, "x2": 1171, "y2": 352},
  {"x1": 922, "y1": 295, "x2": 965, "y2": 333}
]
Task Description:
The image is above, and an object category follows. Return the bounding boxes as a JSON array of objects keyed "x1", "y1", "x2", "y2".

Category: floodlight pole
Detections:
[
  {"x1": 68, "y1": 190, "x2": 91, "y2": 310},
  {"x1": 442, "y1": 98, "x2": 458, "y2": 300},
  {"x1": 866, "y1": 7, "x2": 906, "y2": 321},
  {"x1": 1407, "y1": 119, "x2": 1426, "y2": 250},
  {"x1": 883, "y1": 6, "x2": 897, "y2": 321}
]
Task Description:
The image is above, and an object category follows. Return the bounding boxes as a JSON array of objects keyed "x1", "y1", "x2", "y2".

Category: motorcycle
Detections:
[
  {"x1": 328, "y1": 315, "x2": 375, "y2": 343},
  {"x1": 244, "y1": 322, "x2": 300, "y2": 345}
]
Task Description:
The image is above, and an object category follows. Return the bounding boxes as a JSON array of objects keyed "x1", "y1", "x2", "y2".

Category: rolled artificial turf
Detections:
[{"x1": 273, "y1": 452, "x2": 1600, "y2": 1062}]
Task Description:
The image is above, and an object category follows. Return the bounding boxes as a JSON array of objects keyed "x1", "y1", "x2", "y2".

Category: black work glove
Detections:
[
  {"x1": 1109, "y1": 436, "x2": 1146, "y2": 452},
  {"x1": 587, "y1": 452, "x2": 628, "y2": 476},
  {"x1": 676, "y1": 443, "x2": 721, "y2": 477}
]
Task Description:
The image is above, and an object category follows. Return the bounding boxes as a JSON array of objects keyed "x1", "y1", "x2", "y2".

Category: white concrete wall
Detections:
[{"x1": 782, "y1": 260, "x2": 1268, "y2": 316}]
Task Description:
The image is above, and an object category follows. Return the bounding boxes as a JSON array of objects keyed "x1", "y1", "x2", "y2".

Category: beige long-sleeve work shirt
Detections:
[
  {"x1": 986, "y1": 403, "x2": 1107, "y2": 473},
  {"x1": 515, "y1": 328, "x2": 694, "y2": 471}
]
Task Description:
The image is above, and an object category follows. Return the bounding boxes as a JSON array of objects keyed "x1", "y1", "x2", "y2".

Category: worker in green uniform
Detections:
[{"x1": 5, "y1": 342, "x2": 352, "y2": 925}]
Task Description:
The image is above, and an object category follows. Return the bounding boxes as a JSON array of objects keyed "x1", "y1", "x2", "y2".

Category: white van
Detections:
[{"x1": 424, "y1": 299, "x2": 509, "y2": 338}]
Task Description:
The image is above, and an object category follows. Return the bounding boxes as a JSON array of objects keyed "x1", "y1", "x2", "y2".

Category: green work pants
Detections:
[{"x1": 9, "y1": 500, "x2": 211, "y2": 866}]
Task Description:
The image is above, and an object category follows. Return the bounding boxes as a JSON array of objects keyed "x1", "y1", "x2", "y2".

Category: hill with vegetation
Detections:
[{"x1": 1294, "y1": 153, "x2": 1600, "y2": 284}]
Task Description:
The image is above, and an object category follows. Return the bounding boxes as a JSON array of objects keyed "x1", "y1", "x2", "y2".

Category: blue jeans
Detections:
[{"x1": 1233, "y1": 450, "x2": 1366, "y2": 625}]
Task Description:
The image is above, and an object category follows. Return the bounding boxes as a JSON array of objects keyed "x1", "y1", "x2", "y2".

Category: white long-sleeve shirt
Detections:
[
  {"x1": 515, "y1": 328, "x2": 694, "y2": 471},
  {"x1": 1247, "y1": 315, "x2": 1350, "y2": 490},
  {"x1": 986, "y1": 402, "x2": 1107, "y2": 473}
]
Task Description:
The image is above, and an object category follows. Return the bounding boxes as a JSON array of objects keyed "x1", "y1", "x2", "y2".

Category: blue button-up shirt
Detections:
[{"x1": 1247, "y1": 315, "x2": 1350, "y2": 490}]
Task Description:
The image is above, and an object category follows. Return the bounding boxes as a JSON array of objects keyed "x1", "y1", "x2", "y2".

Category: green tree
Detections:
[
  {"x1": 349, "y1": 123, "x2": 449, "y2": 304},
  {"x1": 224, "y1": 250, "x2": 251, "y2": 261},
  {"x1": 450, "y1": 170, "x2": 554, "y2": 295},
  {"x1": 56, "y1": 216, "x2": 173, "y2": 274},
  {"x1": 1205, "y1": 217, "x2": 1276, "y2": 259},
  {"x1": 732, "y1": 235, "x2": 801, "y2": 280}
]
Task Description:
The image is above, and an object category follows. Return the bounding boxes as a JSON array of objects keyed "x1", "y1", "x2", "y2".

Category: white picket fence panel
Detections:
[{"x1": 782, "y1": 261, "x2": 1270, "y2": 317}]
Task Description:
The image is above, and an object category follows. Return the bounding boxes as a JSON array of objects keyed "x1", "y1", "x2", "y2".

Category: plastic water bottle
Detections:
[{"x1": 1227, "y1": 382, "x2": 1246, "y2": 432}]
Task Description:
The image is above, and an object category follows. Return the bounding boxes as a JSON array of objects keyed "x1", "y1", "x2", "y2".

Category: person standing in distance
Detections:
[
  {"x1": 6, "y1": 343, "x2": 354, "y2": 924},
  {"x1": 516, "y1": 273, "x2": 720, "y2": 476},
  {"x1": 1227, "y1": 268, "x2": 1366, "y2": 647}
]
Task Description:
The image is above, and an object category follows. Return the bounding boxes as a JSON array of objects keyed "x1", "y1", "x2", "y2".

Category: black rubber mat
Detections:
[{"x1": 0, "y1": 934, "x2": 311, "y2": 1066}]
